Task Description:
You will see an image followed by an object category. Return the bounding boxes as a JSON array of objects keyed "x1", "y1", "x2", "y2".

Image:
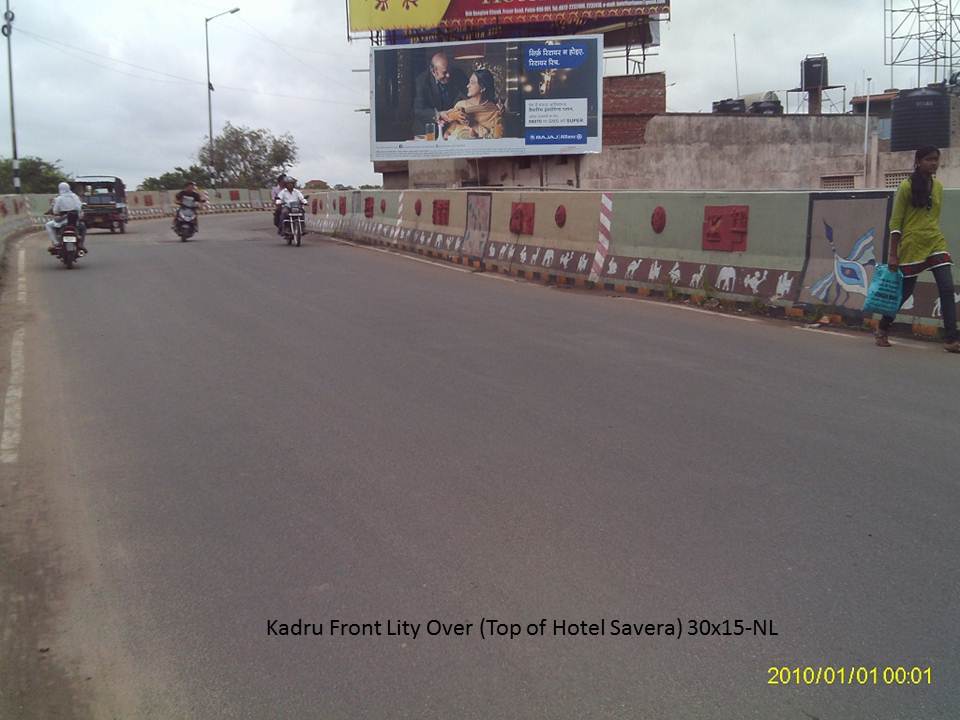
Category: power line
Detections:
[
  {"x1": 19, "y1": 32, "x2": 199, "y2": 85},
  {"x1": 16, "y1": 27, "x2": 200, "y2": 83},
  {"x1": 15, "y1": 27, "x2": 365, "y2": 106},
  {"x1": 222, "y1": 19, "x2": 355, "y2": 59},
  {"x1": 228, "y1": 15, "x2": 365, "y2": 98}
]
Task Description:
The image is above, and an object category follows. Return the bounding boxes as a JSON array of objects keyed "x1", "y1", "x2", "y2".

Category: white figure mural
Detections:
[
  {"x1": 508, "y1": 245, "x2": 517, "y2": 260},
  {"x1": 606, "y1": 257, "x2": 619, "y2": 276},
  {"x1": 716, "y1": 266, "x2": 737, "y2": 291},
  {"x1": 647, "y1": 260, "x2": 662, "y2": 282},
  {"x1": 933, "y1": 291, "x2": 960, "y2": 318},
  {"x1": 520, "y1": 247, "x2": 529, "y2": 264},
  {"x1": 742, "y1": 270, "x2": 768, "y2": 294},
  {"x1": 774, "y1": 271, "x2": 794, "y2": 299},
  {"x1": 560, "y1": 251, "x2": 574, "y2": 270},
  {"x1": 577, "y1": 253, "x2": 590, "y2": 272},
  {"x1": 499, "y1": 244, "x2": 509, "y2": 260},
  {"x1": 488, "y1": 243, "x2": 497, "y2": 258},
  {"x1": 690, "y1": 264, "x2": 707, "y2": 289},
  {"x1": 542, "y1": 249, "x2": 555, "y2": 267},
  {"x1": 455, "y1": 238, "x2": 462, "y2": 251},
  {"x1": 668, "y1": 262, "x2": 681, "y2": 285},
  {"x1": 531, "y1": 248, "x2": 541, "y2": 265},
  {"x1": 625, "y1": 258, "x2": 643, "y2": 280}
]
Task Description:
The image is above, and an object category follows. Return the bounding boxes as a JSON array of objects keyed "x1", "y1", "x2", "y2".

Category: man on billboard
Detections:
[{"x1": 412, "y1": 51, "x2": 468, "y2": 136}]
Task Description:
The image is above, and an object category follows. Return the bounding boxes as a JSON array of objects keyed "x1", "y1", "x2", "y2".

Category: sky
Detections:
[{"x1": 0, "y1": 1, "x2": 947, "y2": 189}]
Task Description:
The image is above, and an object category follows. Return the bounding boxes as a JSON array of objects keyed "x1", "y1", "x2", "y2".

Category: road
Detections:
[{"x1": 1, "y1": 212, "x2": 958, "y2": 719}]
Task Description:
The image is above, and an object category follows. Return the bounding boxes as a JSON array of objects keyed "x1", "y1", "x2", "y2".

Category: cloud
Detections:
[{"x1": 2, "y1": 0, "x2": 374, "y2": 188}]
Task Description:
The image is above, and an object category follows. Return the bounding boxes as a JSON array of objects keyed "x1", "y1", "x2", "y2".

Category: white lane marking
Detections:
[
  {"x1": 793, "y1": 326, "x2": 939, "y2": 350},
  {"x1": 2, "y1": 241, "x2": 28, "y2": 463},
  {"x1": 1, "y1": 326, "x2": 25, "y2": 463},
  {"x1": 793, "y1": 326, "x2": 858, "y2": 339},
  {"x1": 475, "y1": 272, "x2": 521, "y2": 283},
  {"x1": 612, "y1": 296, "x2": 759, "y2": 322},
  {"x1": 17, "y1": 247, "x2": 26, "y2": 304},
  {"x1": 331, "y1": 237, "x2": 473, "y2": 273}
]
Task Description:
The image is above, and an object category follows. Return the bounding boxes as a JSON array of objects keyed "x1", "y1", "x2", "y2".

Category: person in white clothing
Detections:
[
  {"x1": 276, "y1": 177, "x2": 306, "y2": 235},
  {"x1": 271, "y1": 173, "x2": 287, "y2": 230},
  {"x1": 46, "y1": 182, "x2": 86, "y2": 253}
]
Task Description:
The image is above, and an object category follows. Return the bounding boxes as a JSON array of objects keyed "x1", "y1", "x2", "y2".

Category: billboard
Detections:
[
  {"x1": 371, "y1": 35, "x2": 603, "y2": 161},
  {"x1": 349, "y1": 0, "x2": 668, "y2": 33}
]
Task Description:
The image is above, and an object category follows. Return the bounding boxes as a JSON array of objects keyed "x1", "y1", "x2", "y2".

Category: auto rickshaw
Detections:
[{"x1": 71, "y1": 176, "x2": 128, "y2": 233}]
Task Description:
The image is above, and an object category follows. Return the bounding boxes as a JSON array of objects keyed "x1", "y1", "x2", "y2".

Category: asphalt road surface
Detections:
[{"x1": 1, "y1": 213, "x2": 958, "y2": 719}]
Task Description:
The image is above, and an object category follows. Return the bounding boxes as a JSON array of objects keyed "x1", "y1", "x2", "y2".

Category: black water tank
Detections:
[
  {"x1": 802, "y1": 56, "x2": 828, "y2": 90},
  {"x1": 712, "y1": 98, "x2": 746, "y2": 113},
  {"x1": 891, "y1": 88, "x2": 951, "y2": 151},
  {"x1": 748, "y1": 100, "x2": 784, "y2": 116}
]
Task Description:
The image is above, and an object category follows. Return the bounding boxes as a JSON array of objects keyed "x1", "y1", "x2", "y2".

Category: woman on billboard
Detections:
[{"x1": 443, "y1": 69, "x2": 503, "y2": 140}]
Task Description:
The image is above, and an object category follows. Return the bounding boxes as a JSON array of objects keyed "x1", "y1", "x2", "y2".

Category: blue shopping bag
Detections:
[{"x1": 863, "y1": 264, "x2": 903, "y2": 316}]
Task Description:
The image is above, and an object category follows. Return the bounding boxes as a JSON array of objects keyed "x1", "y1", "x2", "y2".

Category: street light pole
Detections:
[
  {"x1": 863, "y1": 77, "x2": 872, "y2": 188},
  {"x1": 205, "y1": 7, "x2": 239, "y2": 185},
  {"x1": 3, "y1": 1, "x2": 19, "y2": 193}
]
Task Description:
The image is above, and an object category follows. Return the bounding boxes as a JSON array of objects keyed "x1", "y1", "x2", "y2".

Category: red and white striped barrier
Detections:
[{"x1": 588, "y1": 193, "x2": 613, "y2": 284}]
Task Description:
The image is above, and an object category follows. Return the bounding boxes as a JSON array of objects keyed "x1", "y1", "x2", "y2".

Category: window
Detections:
[
  {"x1": 885, "y1": 171, "x2": 911, "y2": 188},
  {"x1": 820, "y1": 175, "x2": 855, "y2": 190}
]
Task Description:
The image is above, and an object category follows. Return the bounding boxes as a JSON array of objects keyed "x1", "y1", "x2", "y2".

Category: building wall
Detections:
[
  {"x1": 579, "y1": 114, "x2": 875, "y2": 191},
  {"x1": 397, "y1": 81, "x2": 960, "y2": 191},
  {"x1": 877, "y1": 147, "x2": 960, "y2": 187},
  {"x1": 602, "y1": 73, "x2": 664, "y2": 146}
]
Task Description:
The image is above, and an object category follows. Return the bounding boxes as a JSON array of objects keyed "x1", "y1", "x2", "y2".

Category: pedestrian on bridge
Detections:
[{"x1": 877, "y1": 145, "x2": 960, "y2": 352}]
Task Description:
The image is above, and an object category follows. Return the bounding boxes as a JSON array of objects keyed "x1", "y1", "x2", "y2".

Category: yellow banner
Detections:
[{"x1": 348, "y1": 0, "x2": 450, "y2": 32}]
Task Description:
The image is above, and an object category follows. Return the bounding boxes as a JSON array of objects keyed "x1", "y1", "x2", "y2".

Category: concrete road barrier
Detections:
[{"x1": 305, "y1": 187, "x2": 960, "y2": 335}]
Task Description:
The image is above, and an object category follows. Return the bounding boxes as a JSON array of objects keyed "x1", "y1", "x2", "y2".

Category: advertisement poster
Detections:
[
  {"x1": 371, "y1": 35, "x2": 603, "y2": 161},
  {"x1": 349, "y1": 0, "x2": 669, "y2": 32}
]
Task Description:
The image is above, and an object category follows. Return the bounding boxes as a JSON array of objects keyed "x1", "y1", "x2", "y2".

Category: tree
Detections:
[
  {"x1": 197, "y1": 122, "x2": 298, "y2": 188},
  {"x1": 139, "y1": 165, "x2": 215, "y2": 191},
  {"x1": 359, "y1": 184, "x2": 382, "y2": 190},
  {"x1": 0, "y1": 156, "x2": 71, "y2": 193}
]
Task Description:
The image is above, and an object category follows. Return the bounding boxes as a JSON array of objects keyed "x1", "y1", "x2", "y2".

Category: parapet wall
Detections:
[{"x1": 306, "y1": 187, "x2": 960, "y2": 331}]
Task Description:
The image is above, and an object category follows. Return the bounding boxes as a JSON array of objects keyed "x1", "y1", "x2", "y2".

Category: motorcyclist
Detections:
[
  {"x1": 276, "y1": 177, "x2": 307, "y2": 236},
  {"x1": 172, "y1": 181, "x2": 207, "y2": 233},
  {"x1": 46, "y1": 182, "x2": 87, "y2": 255},
  {"x1": 271, "y1": 173, "x2": 287, "y2": 230}
]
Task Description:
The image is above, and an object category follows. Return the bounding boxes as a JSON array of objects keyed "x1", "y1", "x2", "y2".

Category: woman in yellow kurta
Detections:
[
  {"x1": 443, "y1": 69, "x2": 503, "y2": 140},
  {"x1": 878, "y1": 146, "x2": 959, "y2": 352}
]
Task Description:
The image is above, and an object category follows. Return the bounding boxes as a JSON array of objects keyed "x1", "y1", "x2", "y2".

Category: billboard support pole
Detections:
[{"x1": 733, "y1": 33, "x2": 741, "y2": 97}]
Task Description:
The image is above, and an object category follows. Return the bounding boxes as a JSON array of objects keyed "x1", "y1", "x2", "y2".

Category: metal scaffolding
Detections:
[{"x1": 885, "y1": 0, "x2": 960, "y2": 84}]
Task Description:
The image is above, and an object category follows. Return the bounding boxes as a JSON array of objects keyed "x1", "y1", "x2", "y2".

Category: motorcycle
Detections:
[
  {"x1": 46, "y1": 212, "x2": 85, "y2": 269},
  {"x1": 174, "y1": 196, "x2": 199, "y2": 241},
  {"x1": 281, "y1": 199, "x2": 306, "y2": 247}
]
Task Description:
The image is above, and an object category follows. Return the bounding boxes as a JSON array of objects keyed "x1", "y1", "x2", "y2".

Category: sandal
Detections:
[
  {"x1": 944, "y1": 339, "x2": 960, "y2": 353},
  {"x1": 875, "y1": 330, "x2": 892, "y2": 348}
]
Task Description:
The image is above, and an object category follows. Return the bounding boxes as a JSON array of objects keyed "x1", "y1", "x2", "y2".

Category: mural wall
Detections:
[{"x1": 306, "y1": 188, "x2": 960, "y2": 326}]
